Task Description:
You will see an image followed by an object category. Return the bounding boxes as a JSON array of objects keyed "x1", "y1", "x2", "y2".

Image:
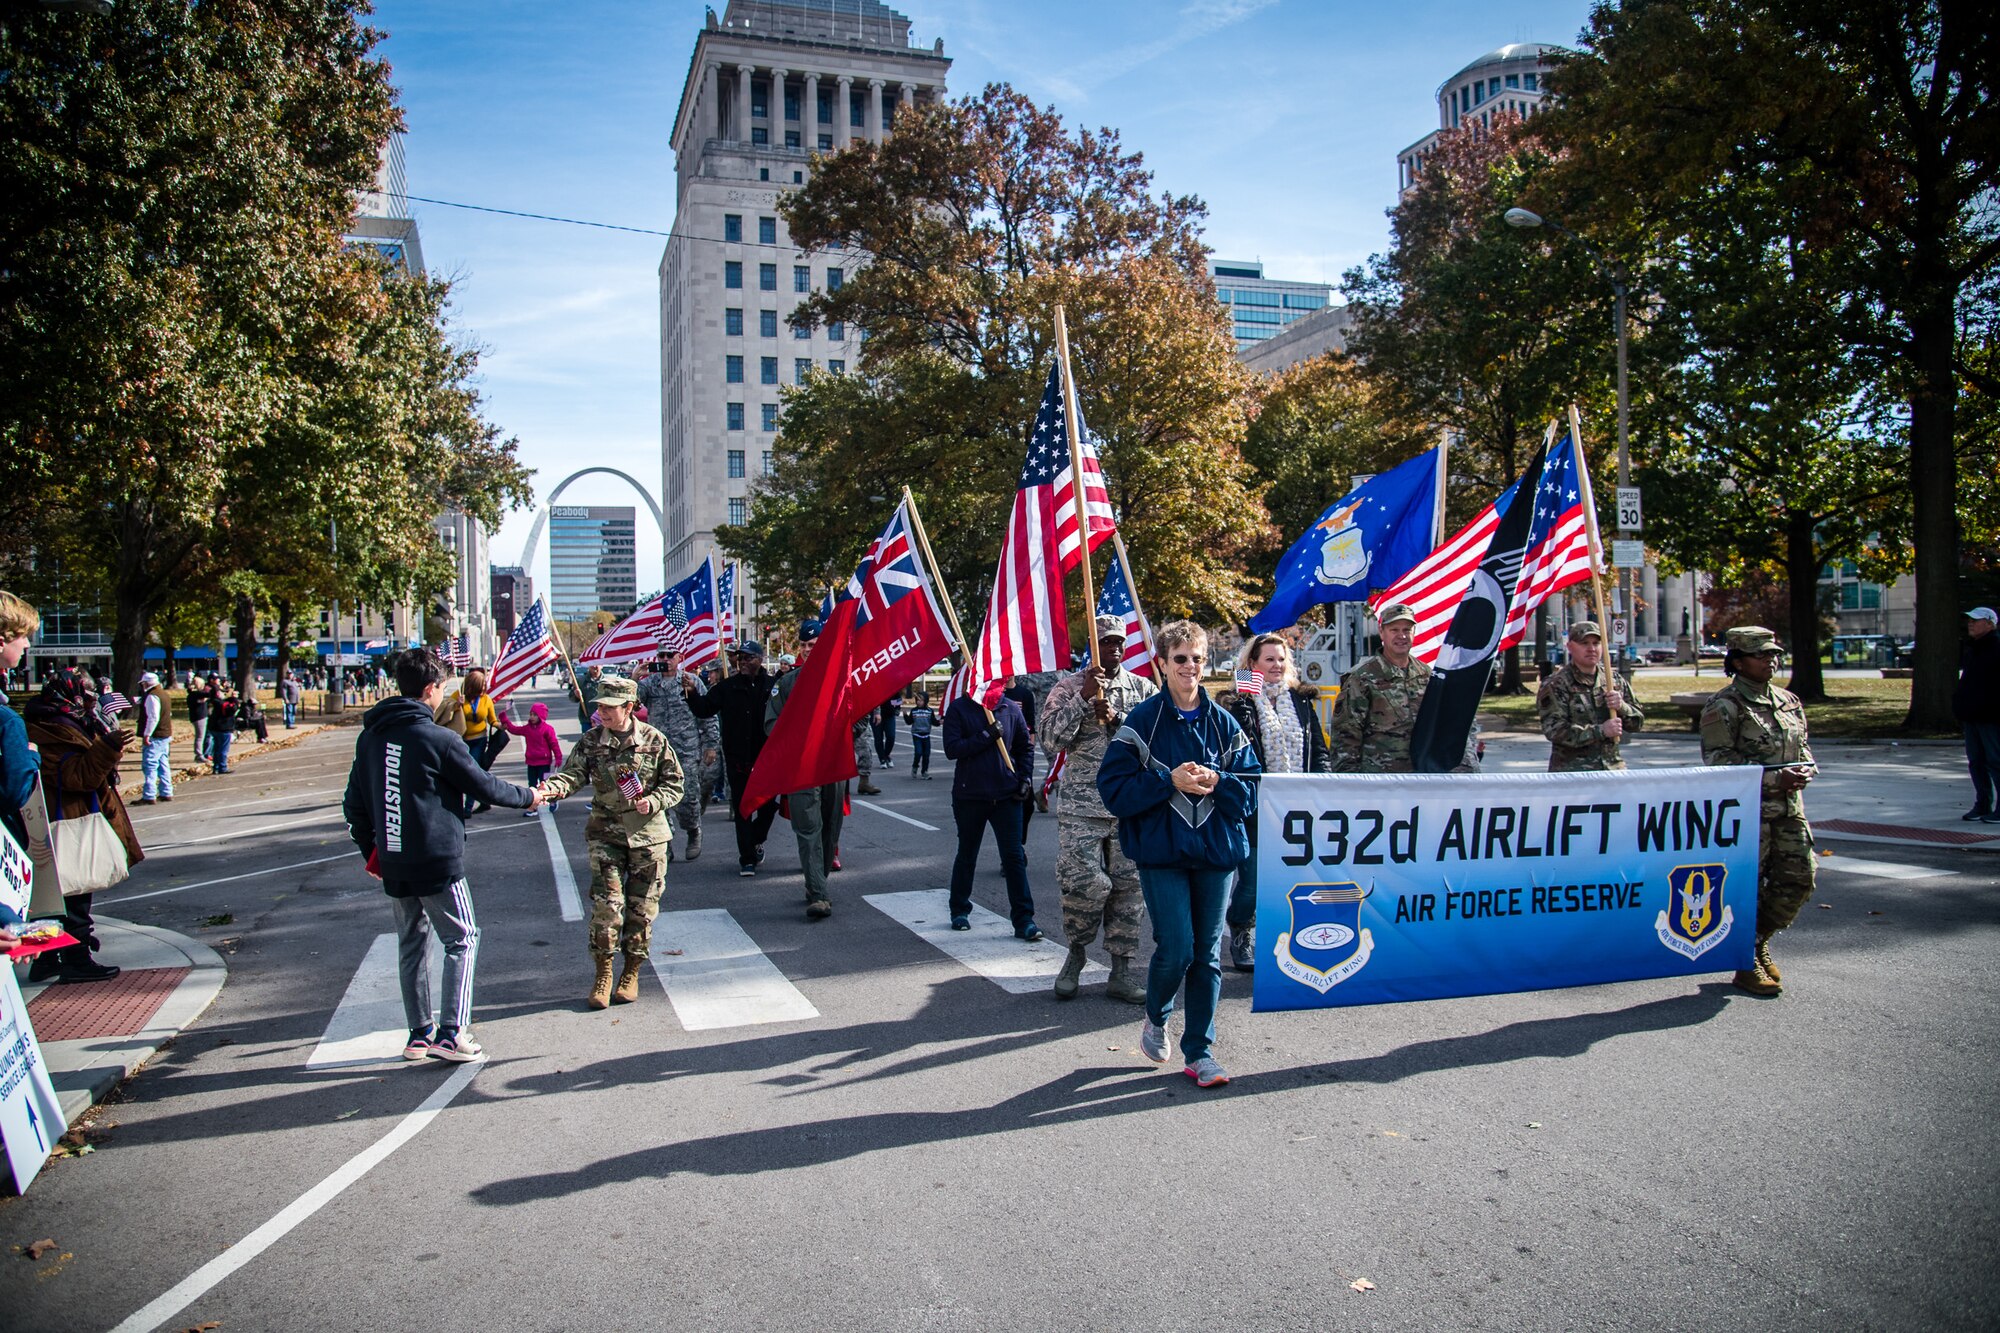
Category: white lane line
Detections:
[
  {"x1": 108, "y1": 1058, "x2": 482, "y2": 1333},
  {"x1": 97, "y1": 820, "x2": 537, "y2": 905},
  {"x1": 853, "y1": 798, "x2": 939, "y2": 831},
  {"x1": 866, "y1": 889, "x2": 1106, "y2": 994},
  {"x1": 145, "y1": 812, "x2": 343, "y2": 850},
  {"x1": 536, "y1": 808, "x2": 584, "y2": 922},
  {"x1": 1817, "y1": 853, "x2": 1954, "y2": 881},
  {"x1": 306, "y1": 933, "x2": 443, "y2": 1067},
  {"x1": 127, "y1": 786, "x2": 347, "y2": 826},
  {"x1": 649, "y1": 908, "x2": 818, "y2": 1030}
]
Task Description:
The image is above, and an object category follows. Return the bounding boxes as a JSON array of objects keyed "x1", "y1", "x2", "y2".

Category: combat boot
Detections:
[
  {"x1": 1106, "y1": 955, "x2": 1147, "y2": 1005},
  {"x1": 858, "y1": 779, "x2": 882, "y2": 795},
  {"x1": 683, "y1": 825, "x2": 702, "y2": 861},
  {"x1": 613, "y1": 953, "x2": 644, "y2": 1004},
  {"x1": 1755, "y1": 934, "x2": 1781, "y2": 983},
  {"x1": 588, "y1": 955, "x2": 615, "y2": 1010},
  {"x1": 1053, "y1": 942, "x2": 1088, "y2": 1000},
  {"x1": 1731, "y1": 961, "x2": 1781, "y2": 997}
]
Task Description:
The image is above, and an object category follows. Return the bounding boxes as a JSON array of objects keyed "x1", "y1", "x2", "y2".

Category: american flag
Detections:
[
  {"x1": 716, "y1": 561, "x2": 737, "y2": 648},
  {"x1": 1497, "y1": 435, "x2": 1594, "y2": 649},
  {"x1": 970, "y1": 360, "x2": 1116, "y2": 683},
  {"x1": 1096, "y1": 540, "x2": 1155, "y2": 677},
  {"x1": 652, "y1": 587, "x2": 692, "y2": 654},
  {"x1": 576, "y1": 593, "x2": 666, "y2": 666},
  {"x1": 646, "y1": 557, "x2": 723, "y2": 670},
  {"x1": 1234, "y1": 669, "x2": 1264, "y2": 697},
  {"x1": 96, "y1": 691, "x2": 132, "y2": 729},
  {"x1": 439, "y1": 633, "x2": 473, "y2": 670},
  {"x1": 939, "y1": 659, "x2": 974, "y2": 715},
  {"x1": 1372, "y1": 476, "x2": 1524, "y2": 665},
  {"x1": 488, "y1": 598, "x2": 558, "y2": 701}
]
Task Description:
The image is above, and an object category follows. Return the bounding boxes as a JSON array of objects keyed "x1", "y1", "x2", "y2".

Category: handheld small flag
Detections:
[{"x1": 1234, "y1": 669, "x2": 1265, "y2": 697}]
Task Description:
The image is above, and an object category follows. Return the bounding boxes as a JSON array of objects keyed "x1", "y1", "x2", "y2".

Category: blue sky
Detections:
[{"x1": 370, "y1": 0, "x2": 1595, "y2": 591}]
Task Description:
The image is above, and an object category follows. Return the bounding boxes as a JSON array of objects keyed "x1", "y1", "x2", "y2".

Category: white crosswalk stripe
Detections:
[
  {"x1": 866, "y1": 889, "x2": 1108, "y2": 994},
  {"x1": 649, "y1": 908, "x2": 819, "y2": 1030},
  {"x1": 1817, "y1": 853, "x2": 1954, "y2": 881},
  {"x1": 306, "y1": 933, "x2": 441, "y2": 1068}
]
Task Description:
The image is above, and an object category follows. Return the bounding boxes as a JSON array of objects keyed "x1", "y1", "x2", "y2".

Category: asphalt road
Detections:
[{"x1": 3, "y1": 686, "x2": 1996, "y2": 1332}]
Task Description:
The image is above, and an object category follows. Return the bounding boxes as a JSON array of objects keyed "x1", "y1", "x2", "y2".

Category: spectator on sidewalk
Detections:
[
  {"x1": 238, "y1": 684, "x2": 270, "y2": 745},
  {"x1": 24, "y1": 666, "x2": 142, "y2": 984},
  {"x1": 209, "y1": 681, "x2": 240, "y2": 773},
  {"x1": 280, "y1": 667, "x2": 302, "y2": 728},
  {"x1": 438, "y1": 668, "x2": 501, "y2": 817},
  {"x1": 186, "y1": 675, "x2": 211, "y2": 762},
  {"x1": 343, "y1": 648, "x2": 540, "y2": 1063},
  {"x1": 137, "y1": 671, "x2": 175, "y2": 804},
  {"x1": 501, "y1": 700, "x2": 565, "y2": 816},
  {"x1": 942, "y1": 677, "x2": 1040, "y2": 939},
  {"x1": 1957, "y1": 607, "x2": 2000, "y2": 824},
  {"x1": 0, "y1": 592, "x2": 43, "y2": 852}
]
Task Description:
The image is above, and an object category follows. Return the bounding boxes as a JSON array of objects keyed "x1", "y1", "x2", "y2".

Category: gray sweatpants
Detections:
[{"x1": 391, "y1": 881, "x2": 479, "y2": 1033}]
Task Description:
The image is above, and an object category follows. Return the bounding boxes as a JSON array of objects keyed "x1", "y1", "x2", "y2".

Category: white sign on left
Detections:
[{"x1": 0, "y1": 962, "x2": 65, "y2": 1192}]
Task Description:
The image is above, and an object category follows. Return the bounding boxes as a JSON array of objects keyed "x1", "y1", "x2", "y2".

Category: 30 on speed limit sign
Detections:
[{"x1": 1615, "y1": 486, "x2": 1643, "y2": 532}]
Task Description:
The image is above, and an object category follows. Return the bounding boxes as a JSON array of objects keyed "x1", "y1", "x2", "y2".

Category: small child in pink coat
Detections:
[{"x1": 502, "y1": 701, "x2": 565, "y2": 815}]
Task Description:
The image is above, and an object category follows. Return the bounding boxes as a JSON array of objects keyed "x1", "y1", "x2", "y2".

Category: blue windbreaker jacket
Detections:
[{"x1": 1097, "y1": 690, "x2": 1260, "y2": 869}]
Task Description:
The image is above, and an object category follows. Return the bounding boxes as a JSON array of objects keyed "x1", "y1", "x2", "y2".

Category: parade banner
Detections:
[{"x1": 1251, "y1": 767, "x2": 1762, "y2": 1012}]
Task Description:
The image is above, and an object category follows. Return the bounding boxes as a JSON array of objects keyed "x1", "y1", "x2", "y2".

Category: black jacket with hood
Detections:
[{"x1": 344, "y1": 694, "x2": 534, "y2": 896}]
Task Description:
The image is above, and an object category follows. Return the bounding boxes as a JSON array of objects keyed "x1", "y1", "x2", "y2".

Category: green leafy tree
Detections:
[
  {"x1": 727, "y1": 85, "x2": 1264, "y2": 638},
  {"x1": 1541, "y1": 0, "x2": 2000, "y2": 727}
]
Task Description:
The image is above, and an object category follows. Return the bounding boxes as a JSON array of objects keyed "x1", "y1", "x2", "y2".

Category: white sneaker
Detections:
[
  {"x1": 1139, "y1": 1017, "x2": 1169, "y2": 1064},
  {"x1": 1184, "y1": 1056, "x2": 1229, "y2": 1088},
  {"x1": 426, "y1": 1029, "x2": 483, "y2": 1063}
]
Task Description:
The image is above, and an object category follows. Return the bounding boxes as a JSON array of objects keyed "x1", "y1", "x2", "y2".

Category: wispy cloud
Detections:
[{"x1": 1039, "y1": 0, "x2": 1281, "y2": 102}]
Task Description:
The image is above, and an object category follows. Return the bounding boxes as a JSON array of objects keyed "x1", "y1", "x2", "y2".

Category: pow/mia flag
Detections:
[{"x1": 1408, "y1": 438, "x2": 1550, "y2": 773}]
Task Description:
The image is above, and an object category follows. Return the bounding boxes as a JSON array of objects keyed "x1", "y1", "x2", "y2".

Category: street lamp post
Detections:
[{"x1": 1505, "y1": 206, "x2": 1635, "y2": 662}]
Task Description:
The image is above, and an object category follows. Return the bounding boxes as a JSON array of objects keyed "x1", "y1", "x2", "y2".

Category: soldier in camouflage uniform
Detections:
[
  {"x1": 534, "y1": 676, "x2": 685, "y2": 1010},
  {"x1": 636, "y1": 649, "x2": 719, "y2": 860},
  {"x1": 767, "y1": 620, "x2": 842, "y2": 919},
  {"x1": 1037, "y1": 616, "x2": 1156, "y2": 1003},
  {"x1": 853, "y1": 717, "x2": 880, "y2": 794},
  {"x1": 1537, "y1": 621, "x2": 1645, "y2": 771},
  {"x1": 1701, "y1": 625, "x2": 1817, "y2": 997},
  {"x1": 1333, "y1": 603, "x2": 1429, "y2": 773}
]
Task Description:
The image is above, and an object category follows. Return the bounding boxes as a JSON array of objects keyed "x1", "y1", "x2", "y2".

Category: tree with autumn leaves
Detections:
[
  {"x1": 723, "y1": 85, "x2": 1266, "y2": 635},
  {"x1": 0, "y1": 0, "x2": 528, "y2": 693}
]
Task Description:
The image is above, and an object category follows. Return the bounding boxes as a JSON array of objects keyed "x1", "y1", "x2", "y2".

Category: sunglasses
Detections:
[{"x1": 1169, "y1": 653, "x2": 1202, "y2": 664}]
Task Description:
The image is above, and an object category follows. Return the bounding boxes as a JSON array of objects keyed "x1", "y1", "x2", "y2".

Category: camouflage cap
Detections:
[
  {"x1": 1376, "y1": 602, "x2": 1418, "y2": 627},
  {"x1": 1568, "y1": 620, "x2": 1603, "y2": 642},
  {"x1": 1093, "y1": 613, "x2": 1126, "y2": 640},
  {"x1": 1725, "y1": 625, "x2": 1781, "y2": 654},
  {"x1": 595, "y1": 675, "x2": 639, "y2": 705}
]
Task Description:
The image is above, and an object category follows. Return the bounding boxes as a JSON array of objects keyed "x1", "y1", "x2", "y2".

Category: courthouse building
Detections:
[{"x1": 659, "y1": 0, "x2": 949, "y2": 638}]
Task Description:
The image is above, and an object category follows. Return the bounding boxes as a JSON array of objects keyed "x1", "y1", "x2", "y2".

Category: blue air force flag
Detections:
[{"x1": 1249, "y1": 446, "x2": 1443, "y2": 633}]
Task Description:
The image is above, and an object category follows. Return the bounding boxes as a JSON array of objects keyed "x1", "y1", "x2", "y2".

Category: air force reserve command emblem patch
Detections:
[
  {"x1": 1311, "y1": 498, "x2": 1371, "y2": 587},
  {"x1": 1274, "y1": 882, "x2": 1374, "y2": 993},
  {"x1": 1656, "y1": 863, "x2": 1734, "y2": 961}
]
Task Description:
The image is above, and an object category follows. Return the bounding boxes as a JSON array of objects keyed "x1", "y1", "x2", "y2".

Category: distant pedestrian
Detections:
[
  {"x1": 237, "y1": 685, "x2": 269, "y2": 744},
  {"x1": 24, "y1": 666, "x2": 142, "y2": 984},
  {"x1": 905, "y1": 693, "x2": 935, "y2": 778},
  {"x1": 942, "y1": 677, "x2": 1039, "y2": 939},
  {"x1": 208, "y1": 682, "x2": 239, "y2": 773},
  {"x1": 1098, "y1": 620, "x2": 1260, "y2": 1089},
  {"x1": 1955, "y1": 607, "x2": 1999, "y2": 824},
  {"x1": 872, "y1": 699, "x2": 897, "y2": 767},
  {"x1": 280, "y1": 667, "x2": 302, "y2": 728},
  {"x1": 0, "y1": 592, "x2": 43, "y2": 854},
  {"x1": 1701, "y1": 626, "x2": 1817, "y2": 996},
  {"x1": 500, "y1": 700, "x2": 565, "y2": 815},
  {"x1": 136, "y1": 671, "x2": 175, "y2": 804},
  {"x1": 185, "y1": 675, "x2": 211, "y2": 760},
  {"x1": 343, "y1": 648, "x2": 540, "y2": 1062}
]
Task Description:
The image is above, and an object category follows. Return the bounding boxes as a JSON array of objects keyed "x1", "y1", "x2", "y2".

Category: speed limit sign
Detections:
[
  {"x1": 1611, "y1": 617, "x2": 1630, "y2": 645},
  {"x1": 1615, "y1": 486, "x2": 1643, "y2": 532}
]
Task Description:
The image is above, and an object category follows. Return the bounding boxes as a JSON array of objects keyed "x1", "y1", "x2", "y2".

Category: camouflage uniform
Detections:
[
  {"x1": 636, "y1": 668, "x2": 718, "y2": 846},
  {"x1": 767, "y1": 665, "x2": 841, "y2": 912},
  {"x1": 1538, "y1": 662, "x2": 1645, "y2": 770},
  {"x1": 1332, "y1": 654, "x2": 1431, "y2": 773},
  {"x1": 1037, "y1": 664, "x2": 1156, "y2": 957},
  {"x1": 853, "y1": 718, "x2": 875, "y2": 787},
  {"x1": 539, "y1": 712, "x2": 685, "y2": 962},
  {"x1": 1701, "y1": 670, "x2": 1817, "y2": 939}
]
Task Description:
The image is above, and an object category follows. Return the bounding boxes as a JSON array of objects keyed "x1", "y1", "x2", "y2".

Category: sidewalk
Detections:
[
  {"x1": 117, "y1": 709, "x2": 358, "y2": 803},
  {"x1": 12, "y1": 919, "x2": 227, "y2": 1128}
]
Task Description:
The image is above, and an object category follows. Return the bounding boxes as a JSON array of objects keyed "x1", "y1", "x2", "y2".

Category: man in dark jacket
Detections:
[
  {"x1": 343, "y1": 648, "x2": 540, "y2": 1063},
  {"x1": 942, "y1": 680, "x2": 1040, "y2": 938},
  {"x1": 1956, "y1": 607, "x2": 2000, "y2": 823},
  {"x1": 689, "y1": 640, "x2": 778, "y2": 874}
]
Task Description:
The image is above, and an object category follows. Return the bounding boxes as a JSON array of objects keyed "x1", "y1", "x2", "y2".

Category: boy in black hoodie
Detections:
[{"x1": 343, "y1": 648, "x2": 540, "y2": 1062}]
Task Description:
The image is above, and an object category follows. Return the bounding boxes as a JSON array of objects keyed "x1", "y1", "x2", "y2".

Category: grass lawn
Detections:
[{"x1": 1474, "y1": 672, "x2": 1948, "y2": 740}]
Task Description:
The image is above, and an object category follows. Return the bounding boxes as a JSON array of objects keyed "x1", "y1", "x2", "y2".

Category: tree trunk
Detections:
[
  {"x1": 1904, "y1": 295, "x2": 1960, "y2": 731},
  {"x1": 1783, "y1": 509, "x2": 1827, "y2": 702},
  {"x1": 110, "y1": 588, "x2": 153, "y2": 702},
  {"x1": 231, "y1": 590, "x2": 259, "y2": 694},
  {"x1": 274, "y1": 598, "x2": 294, "y2": 679},
  {"x1": 158, "y1": 631, "x2": 177, "y2": 687}
]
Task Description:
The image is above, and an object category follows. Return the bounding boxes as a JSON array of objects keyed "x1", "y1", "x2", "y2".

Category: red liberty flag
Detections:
[{"x1": 741, "y1": 499, "x2": 958, "y2": 813}]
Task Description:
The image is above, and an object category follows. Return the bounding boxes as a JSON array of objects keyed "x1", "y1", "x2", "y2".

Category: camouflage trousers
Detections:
[
  {"x1": 1056, "y1": 815, "x2": 1143, "y2": 958},
  {"x1": 854, "y1": 732, "x2": 873, "y2": 780},
  {"x1": 1757, "y1": 814, "x2": 1816, "y2": 936},
  {"x1": 588, "y1": 840, "x2": 669, "y2": 960},
  {"x1": 668, "y1": 745, "x2": 703, "y2": 835}
]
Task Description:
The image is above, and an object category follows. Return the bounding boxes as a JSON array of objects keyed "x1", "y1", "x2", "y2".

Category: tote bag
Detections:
[{"x1": 46, "y1": 765, "x2": 131, "y2": 896}]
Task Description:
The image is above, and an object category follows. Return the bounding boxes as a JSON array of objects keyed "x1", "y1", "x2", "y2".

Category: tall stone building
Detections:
[{"x1": 660, "y1": 0, "x2": 949, "y2": 638}]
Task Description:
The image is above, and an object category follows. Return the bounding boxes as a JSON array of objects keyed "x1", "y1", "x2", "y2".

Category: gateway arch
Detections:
[{"x1": 519, "y1": 467, "x2": 669, "y2": 590}]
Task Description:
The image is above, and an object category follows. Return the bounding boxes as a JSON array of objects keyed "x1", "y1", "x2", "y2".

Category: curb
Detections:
[
  {"x1": 114, "y1": 714, "x2": 359, "y2": 802},
  {"x1": 23, "y1": 918, "x2": 229, "y2": 1128}
]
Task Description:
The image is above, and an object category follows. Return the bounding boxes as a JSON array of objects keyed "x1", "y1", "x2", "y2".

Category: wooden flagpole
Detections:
[
  {"x1": 1567, "y1": 403, "x2": 1615, "y2": 695},
  {"x1": 539, "y1": 596, "x2": 585, "y2": 706},
  {"x1": 1433, "y1": 428, "x2": 1450, "y2": 549},
  {"x1": 901, "y1": 486, "x2": 969, "y2": 652},
  {"x1": 1052, "y1": 305, "x2": 1098, "y2": 643},
  {"x1": 1109, "y1": 530, "x2": 1157, "y2": 666}
]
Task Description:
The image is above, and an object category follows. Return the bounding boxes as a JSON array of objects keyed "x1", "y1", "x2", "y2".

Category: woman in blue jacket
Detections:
[{"x1": 1098, "y1": 620, "x2": 1260, "y2": 1088}]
